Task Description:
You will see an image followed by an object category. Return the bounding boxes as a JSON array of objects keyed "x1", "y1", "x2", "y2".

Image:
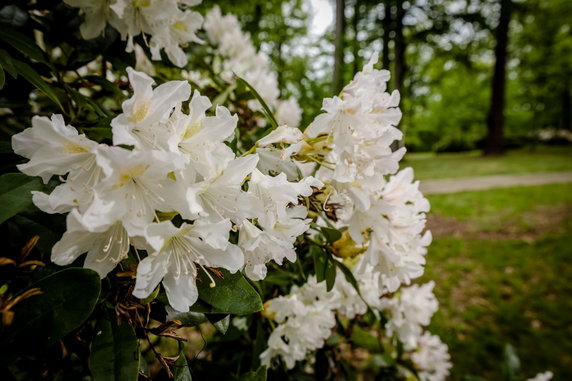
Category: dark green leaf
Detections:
[
  {"x1": 321, "y1": 227, "x2": 342, "y2": 243},
  {"x1": 12, "y1": 59, "x2": 63, "y2": 110},
  {"x1": 0, "y1": 49, "x2": 17, "y2": 78},
  {"x1": 351, "y1": 326, "x2": 382, "y2": 353},
  {"x1": 0, "y1": 63, "x2": 4, "y2": 89},
  {"x1": 173, "y1": 353, "x2": 193, "y2": 381},
  {"x1": 234, "y1": 75, "x2": 278, "y2": 129},
  {"x1": 197, "y1": 269, "x2": 262, "y2": 315},
  {"x1": 90, "y1": 310, "x2": 139, "y2": 381},
  {"x1": 84, "y1": 75, "x2": 125, "y2": 97},
  {"x1": 333, "y1": 260, "x2": 360, "y2": 293},
  {"x1": 325, "y1": 256, "x2": 336, "y2": 291},
  {"x1": 208, "y1": 314, "x2": 230, "y2": 334},
  {"x1": 0, "y1": 173, "x2": 43, "y2": 224},
  {"x1": 0, "y1": 27, "x2": 49, "y2": 65},
  {"x1": 238, "y1": 366, "x2": 267, "y2": 381},
  {"x1": 166, "y1": 308, "x2": 208, "y2": 326},
  {"x1": 311, "y1": 245, "x2": 326, "y2": 282},
  {"x1": 0, "y1": 268, "x2": 101, "y2": 364}
]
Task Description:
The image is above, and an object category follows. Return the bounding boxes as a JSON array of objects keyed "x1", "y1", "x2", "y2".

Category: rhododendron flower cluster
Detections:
[
  {"x1": 64, "y1": 0, "x2": 203, "y2": 67},
  {"x1": 12, "y1": 67, "x2": 321, "y2": 312},
  {"x1": 9, "y1": 4, "x2": 460, "y2": 380}
]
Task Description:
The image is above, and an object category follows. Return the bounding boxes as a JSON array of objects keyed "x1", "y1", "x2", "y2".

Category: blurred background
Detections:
[{"x1": 200, "y1": 0, "x2": 572, "y2": 379}]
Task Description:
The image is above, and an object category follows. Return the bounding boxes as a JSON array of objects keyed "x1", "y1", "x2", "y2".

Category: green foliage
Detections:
[
  {"x1": 0, "y1": 173, "x2": 43, "y2": 224},
  {"x1": 90, "y1": 309, "x2": 139, "y2": 381},
  {"x1": 0, "y1": 268, "x2": 101, "y2": 363},
  {"x1": 196, "y1": 269, "x2": 263, "y2": 315}
]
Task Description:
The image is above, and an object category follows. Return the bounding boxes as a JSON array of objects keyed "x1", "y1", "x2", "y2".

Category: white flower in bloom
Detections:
[
  {"x1": 11, "y1": 115, "x2": 98, "y2": 184},
  {"x1": 239, "y1": 169, "x2": 321, "y2": 280},
  {"x1": 256, "y1": 125, "x2": 304, "y2": 180},
  {"x1": 527, "y1": 371, "x2": 554, "y2": 381},
  {"x1": 51, "y1": 207, "x2": 132, "y2": 278},
  {"x1": 411, "y1": 332, "x2": 452, "y2": 381},
  {"x1": 133, "y1": 219, "x2": 243, "y2": 312},
  {"x1": 204, "y1": 6, "x2": 282, "y2": 111},
  {"x1": 66, "y1": 0, "x2": 203, "y2": 67},
  {"x1": 344, "y1": 167, "x2": 430, "y2": 292},
  {"x1": 186, "y1": 155, "x2": 262, "y2": 223},
  {"x1": 111, "y1": 68, "x2": 191, "y2": 151},
  {"x1": 89, "y1": 146, "x2": 185, "y2": 228},
  {"x1": 174, "y1": 90, "x2": 237, "y2": 178},
  {"x1": 380, "y1": 282, "x2": 439, "y2": 350},
  {"x1": 64, "y1": 0, "x2": 111, "y2": 39},
  {"x1": 276, "y1": 98, "x2": 303, "y2": 128},
  {"x1": 260, "y1": 277, "x2": 337, "y2": 369}
]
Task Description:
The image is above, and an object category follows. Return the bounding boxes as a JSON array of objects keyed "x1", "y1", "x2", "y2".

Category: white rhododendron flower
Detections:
[
  {"x1": 380, "y1": 282, "x2": 439, "y2": 350},
  {"x1": 527, "y1": 371, "x2": 554, "y2": 381},
  {"x1": 203, "y1": 6, "x2": 302, "y2": 123},
  {"x1": 111, "y1": 67, "x2": 191, "y2": 150},
  {"x1": 12, "y1": 114, "x2": 98, "y2": 184},
  {"x1": 133, "y1": 219, "x2": 243, "y2": 311},
  {"x1": 411, "y1": 332, "x2": 452, "y2": 381},
  {"x1": 64, "y1": 0, "x2": 203, "y2": 67}
]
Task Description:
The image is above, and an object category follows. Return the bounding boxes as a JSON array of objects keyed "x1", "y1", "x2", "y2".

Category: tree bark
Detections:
[
  {"x1": 394, "y1": 0, "x2": 406, "y2": 98},
  {"x1": 352, "y1": 0, "x2": 361, "y2": 75},
  {"x1": 485, "y1": 0, "x2": 512, "y2": 155},
  {"x1": 382, "y1": 0, "x2": 392, "y2": 71},
  {"x1": 333, "y1": 0, "x2": 346, "y2": 94}
]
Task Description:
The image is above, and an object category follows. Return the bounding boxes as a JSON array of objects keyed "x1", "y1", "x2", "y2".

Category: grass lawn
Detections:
[
  {"x1": 404, "y1": 145, "x2": 572, "y2": 180},
  {"x1": 420, "y1": 183, "x2": 572, "y2": 380}
]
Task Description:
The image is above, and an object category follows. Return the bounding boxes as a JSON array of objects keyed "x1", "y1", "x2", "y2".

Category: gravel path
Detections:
[{"x1": 420, "y1": 171, "x2": 572, "y2": 195}]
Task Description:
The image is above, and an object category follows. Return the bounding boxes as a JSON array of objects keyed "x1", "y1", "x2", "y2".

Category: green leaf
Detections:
[
  {"x1": 321, "y1": 227, "x2": 342, "y2": 243},
  {"x1": 12, "y1": 59, "x2": 63, "y2": 110},
  {"x1": 0, "y1": 173, "x2": 43, "y2": 224},
  {"x1": 166, "y1": 307, "x2": 208, "y2": 326},
  {"x1": 311, "y1": 245, "x2": 336, "y2": 290},
  {"x1": 333, "y1": 260, "x2": 360, "y2": 294},
  {"x1": 0, "y1": 268, "x2": 101, "y2": 364},
  {"x1": 90, "y1": 310, "x2": 139, "y2": 381},
  {"x1": 84, "y1": 75, "x2": 125, "y2": 97},
  {"x1": 351, "y1": 326, "x2": 382, "y2": 353},
  {"x1": 234, "y1": 75, "x2": 278, "y2": 129},
  {"x1": 238, "y1": 366, "x2": 267, "y2": 381},
  {"x1": 208, "y1": 314, "x2": 230, "y2": 334},
  {"x1": 0, "y1": 49, "x2": 17, "y2": 78},
  {"x1": 197, "y1": 269, "x2": 262, "y2": 315},
  {"x1": 173, "y1": 353, "x2": 193, "y2": 381},
  {"x1": 0, "y1": 28, "x2": 49, "y2": 65},
  {"x1": 0, "y1": 63, "x2": 5, "y2": 89}
]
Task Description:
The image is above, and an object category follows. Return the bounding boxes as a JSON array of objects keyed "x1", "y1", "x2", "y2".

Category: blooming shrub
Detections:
[{"x1": 0, "y1": 1, "x2": 552, "y2": 380}]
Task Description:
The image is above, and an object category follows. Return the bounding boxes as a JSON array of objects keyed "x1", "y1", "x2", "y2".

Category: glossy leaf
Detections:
[
  {"x1": 173, "y1": 353, "x2": 193, "y2": 381},
  {"x1": 208, "y1": 314, "x2": 230, "y2": 334},
  {"x1": 197, "y1": 269, "x2": 262, "y2": 315},
  {"x1": 0, "y1": 27, "x2": 49, "y2": 65},
  {"x1": 90, "y1": 310, "x2": 139, "y2": 381},
  {"x1": 235, "y1": 75, "x2": 278, "y2": 129},
  {"x1": 0, "y1": 268, "x2": 101, "y2": 364},
  {"x1": 321, "y1": 227, "x2": 342, "y2": 243},
  {"x1": 0, "y1": 173, "x2": 43, "y2": 224},
  {"x1": 12, "y1": 59, "x2": 63, "y2": 110}
]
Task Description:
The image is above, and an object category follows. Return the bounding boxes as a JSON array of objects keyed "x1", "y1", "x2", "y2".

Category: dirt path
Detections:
[{"x1": 420, "y1": 171, "x2": 572, "y2": 195}]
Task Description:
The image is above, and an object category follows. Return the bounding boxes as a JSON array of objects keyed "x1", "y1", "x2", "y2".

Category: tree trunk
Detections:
[
  {"x1": 333, "y1": 0, "x2": 346, "y2": 94},
  {"x1": 352, "y1": 0, "x2": 361, "y2": 75},
  {"x1": 394, "y1": 0, "x2": 406, "y2": 98},
  {"x1": 382, "y1": 0, "x2": 392, "y2": 71},
  {"x1": 485, "y1": 0, "x2": 512, "y2": 155},
  {"x1": 562, "y1": 88, "x2": 571, "y2": 130}
]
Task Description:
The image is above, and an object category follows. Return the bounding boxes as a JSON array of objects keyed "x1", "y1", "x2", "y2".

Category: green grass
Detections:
[
  {"x1": 420, "y1": 184, "x2": 572, "y2": 381},
  {"x1": 404, "y1": 145, "x2": 572, "y2": 180}
]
